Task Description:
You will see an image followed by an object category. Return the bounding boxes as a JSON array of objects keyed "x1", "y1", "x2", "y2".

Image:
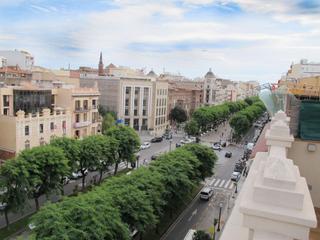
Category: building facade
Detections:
[
  {"x1": 80, "y1": 74, "x2": 169, "y2": 136},
  {"x1": 0, "y1": 66, "x2": 32, "y2": 86},
  {"x1": 167, "y1": 79, "x2": 203, "y2": 118},
  {"x1": 284, "y1": 59, "x2": 320, "y2": 81},
  {"x1": 0, "y1": 50, "x2": 34, "y2": 71}
]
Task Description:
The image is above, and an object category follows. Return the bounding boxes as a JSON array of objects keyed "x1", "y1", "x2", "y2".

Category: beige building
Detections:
[
  {"x1": 0, "y1": 83, "x2": 101, "y2": 160},
  {"x1": 167, "y1": 79, "x2": 203, "y2": 118},
  {"x1": 0, "y1": 85, "x2": 72, "y2": 160},
  {"x1": 53, "y1": 86, "x2": 101, "y2": 138},
  {"x1": 80, "y1": 72, "x2": 169, "y2": 136}
]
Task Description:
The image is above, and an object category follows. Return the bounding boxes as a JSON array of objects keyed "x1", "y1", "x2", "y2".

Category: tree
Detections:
[
  {"x1": 18, "y1": 146, "x2": 69, "y2": 211},
  {"x1": 184, "y1": 119, "x2": 200, "y2": 136},
  {"x1": 102, "y1": 113, "x2": 116, "y2": 134},
  {"x1": 193, "y1": 230, "x2": 211, "y2": 240},
  {"x1": 79, "y1": 135, "x2": 105, "y2": 189},
  {"x1": 230, "y1": 113, "x2": 251, "y2": 138},
  {"x1": 50, "y1": 137, "x2": 80, "y2": 194},
  {"x1": 169, "y1": 106, "x2": 187, "y2": 123},
  {"x1": 106, "y1": 125, "x2": 140, "y2": 175},
  {"x1": 0, "y1": 158, "x2": 29, "y2": 227},
  {"x1": 182, "y1": 144, "x2": 217, "y2": 180},
  {"x1": 30, "y1": 195, "x2": 130, "y2": 240},
  {"x1": 97, "y1": 136, "x2": 119, "y2": 183},
  {"x1": 244, "y1": 97, "x2": 253, "y2": 105}
]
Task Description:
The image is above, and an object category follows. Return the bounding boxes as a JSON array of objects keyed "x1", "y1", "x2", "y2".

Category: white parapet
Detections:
[{"x1": 220, "y1": 110, "x2": 317, "y2": 240}]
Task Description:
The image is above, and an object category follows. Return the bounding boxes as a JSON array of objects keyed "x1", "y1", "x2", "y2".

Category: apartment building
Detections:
[
  {"x1": 0, "y1": 85, "x2": 72, "y2": 160},
  {"x1": 80, "y1": 74, "x2": 169, "y2": 136},
  {"x1": 284, "y1": 59, "x2": 320, "y2": 81},
  {"x1": 0, "y1": 65, "x2": 32, "y2": 86},
  {"x1": 167, "y1": 79, "x2": 203, "y2": 117},
  {"x1": 53, "y1": 86, "x2": 101, "y2": 138},
  {"x1": 0, "y1": 50, "x2": 34, "y2": 71}
]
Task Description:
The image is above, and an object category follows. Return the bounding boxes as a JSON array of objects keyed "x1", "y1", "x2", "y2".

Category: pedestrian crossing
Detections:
[{"x1": 206, "y1": 178, "x2": 235, "y2": 190}]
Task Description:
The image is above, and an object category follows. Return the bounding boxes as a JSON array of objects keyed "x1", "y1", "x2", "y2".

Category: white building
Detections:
[
  {"x1": 285, "y1": 59, "x2": 320, "y2": 81},
  {"x1": 0, "y1": 56, "x2": 7, "y2": 68},
  {"x1": 0, "y1": 50, "x2": 34, "y2": 70}
]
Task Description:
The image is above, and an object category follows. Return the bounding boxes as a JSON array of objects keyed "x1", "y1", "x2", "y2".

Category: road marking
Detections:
[
  {"x1": 214, "y1": 179, "x2": 221, "y2": 187},
  {"x1": 188, "y1": 209, "x2": 198, "y2": 222},
  {"x1": 219, "y1": 180, "x2": 225, "y2": 188},
  {"x1": 224, "y1": 180, "x2": 231, "y2": 189},
  {"x1": 209, "y1": 178, "x2": 216, "y2": 186}
]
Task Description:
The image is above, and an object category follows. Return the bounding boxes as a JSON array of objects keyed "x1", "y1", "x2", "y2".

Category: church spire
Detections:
[{"x1": 98, "y1": 51, "x2": 105, "y2": 76}]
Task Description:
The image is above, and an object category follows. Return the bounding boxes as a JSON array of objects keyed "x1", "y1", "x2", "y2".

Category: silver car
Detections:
[{"x1": 200, "y1": 187, "x2": 214, "y2": 200}]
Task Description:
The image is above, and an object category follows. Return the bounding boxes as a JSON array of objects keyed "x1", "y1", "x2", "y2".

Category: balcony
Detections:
[
  {"x1": 73, "y1": 121, "x2": 91, "y2": 128},
  {"x1": 74, "y1": 107, "x2": 90, "y2": 113}
]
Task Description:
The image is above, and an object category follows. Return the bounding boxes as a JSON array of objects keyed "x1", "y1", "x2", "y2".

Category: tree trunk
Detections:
[
  {"x1": 114, "y1": 163, "x2": 119, "y2": 175},
  {"x1": 35, "y1": 197, "x2": 40, "y2": 211},
  {"x1": 99, "y1": 169, "x2": 103, "y2": 183},
  {"x1": 82, "y1": 174, "x2": 86, "y2": 191},
  {"x1": 4, "y1": 208, "x2": 9, "y2": 228}
]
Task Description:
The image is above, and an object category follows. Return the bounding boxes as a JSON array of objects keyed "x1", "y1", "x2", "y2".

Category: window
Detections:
[
  {"x1": 40, "y1": 137, "x2": 45, "y2": 146},
  {"x1": 92, "y1": 99, "x2": 97, "y2": 109},
  {"x1": 83, "y1": 100, "x2": 88, "y2": 110},
  {"x1": 3, "y1": 95, "x2": 9, "y2": 107},
  {"x1": 25, "y1": 126, "x2": 29, "y2": 136},
  {"x1": 126, "y1": 87, "x2": 130, "y2": 94},
  {"x1": 84, "y1": 113, "x2": 87, "y2": 121},
  {"x1": 125, "y1": 98, "x2": 130, "y2": 107},
  {"x1": 3, "y1": 108, "x2": 8, "y2": 115},
  {"x1": 25, "y1": 140, "x2": 30, "y2": 149},
  {"x1": 39, "y1": 124, "x2": 44, "y2": 133},
  {"x1": 125, "y1": 109, "x2": 129, "y2": 116},
  {"x1": 134, "y1": 99, "x2": 138, "y2": 106},
  {"x1": 143, "y1": 109, "x2": 147, "y2": 116},
  {"x1": 50, "y1": 122, "x2": 54, "y2": 131},
  {"x1": 75, "y1": 100, "x2": 81, "y2": 110},
  {"x1": 76, "y1": 114, "x2": 80, "y2": 123},
  {"x1": 135, "y1": 87, "x2": 140, "y2": 95},
  {"x1": 124, "y1": 118, "x2": 130, "y2": 126},
  {"x1": 75, "y1": 130, "x2": 80, "y2": 138},
  {"x1": 134, "y1": 109, "x2": 138, "y2": 116}
]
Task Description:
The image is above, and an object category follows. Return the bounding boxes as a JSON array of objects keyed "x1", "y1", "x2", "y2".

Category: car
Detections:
[
  {"x1": 231, "y1": 171, "x2": 241, "y2": 182},
  {"x1": 151, "y1": 153, "x2": 161, "y2": 160},
  {"x1": 234, "y1": 164, "x2": 244, "y2": 173},
  {"x1": 225, "y1": 151, "x2": 232, "y2": 158},
  {"x1": 212, "y1": 143, "x2": 222, "y2": 150},
  {"x1": 180, "y1": 138, "x2": 192, "y2": 144},
  {"x1": 71, "y1": 169, "x2": 88, "y2": 179},
  {"x1": 151, "y1": 137, "x2": 163, "y2": 143},
  {"x1": 164, "y1": 133, "x2": 173, "y2": 140},
  {"x1": 140, "y1": 142, "x2": 151, "y2": 150},
  {"x1": 246, "y1": 142, "x2": 254, "y2": 151},
  {"x1": 184, "y1": 229, "x2": 196, "y2": 240},
  {"x1": 62, "y1": 176, "x2": 70, "y2": 185},
  {"x1": 188, "y1": 136, "x2": 196, "y2": 143},
  {"x1": 176, "y1": 143, "x2": 182, "y2": 148},
  {"x1": 200, "y1": 187, "x2": 214, "y2": 200}
]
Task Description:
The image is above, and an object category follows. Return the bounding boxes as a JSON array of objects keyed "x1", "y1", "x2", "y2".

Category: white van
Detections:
[{"x1": 184, "y1": 229, "x2": 196, "y2": 240}]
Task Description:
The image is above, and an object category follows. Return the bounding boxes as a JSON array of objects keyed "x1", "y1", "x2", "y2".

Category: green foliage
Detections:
[
  {"x1": 106, "y1": 125, "x2": 140, "y2": 174},
  {"x1": 170, "y1": 105, "x2": 188, "y2": 123},
  {"x1": 17, "y1": 145, "x2": 70, "y2": 210},
  {"x1": 182, "y1": 144, "x2": 217, "y2": 180},
  {"x1": 50, "y1": 137, "x2": 80, "y2": 174},
  {"x1": 102, "y1": 113, "x2": 116, "y2": 134},
  {"x1": 0, "y1": 158, "x2": 29, "y2": 216},
  {"x1": 244, "y1": 97, "x2": 253, "y2": 105},
  {"x1": 30, "y1": 145, "x2": 216, "y2": 239},
  {"x1": 230, "y1": 98, "x2": 266, "y2": 139},
  {"x1": 184, "y1": 119, "x2": 200, "y2": 136}
]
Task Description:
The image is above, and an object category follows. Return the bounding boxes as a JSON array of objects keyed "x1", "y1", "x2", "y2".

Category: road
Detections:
[{"x1": 161, "y1": 121, "x2": 260, "y2": 240}]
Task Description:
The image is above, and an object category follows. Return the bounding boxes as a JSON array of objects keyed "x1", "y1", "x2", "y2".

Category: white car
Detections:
[
  {"x1": 231, "y1": 171, "x2": 241, "y2": 182},
  {"x1": 212, "y1": 143, "x2": 222, "y2": 150},
  {"x1": 140, "y1": 142, "x2": 151, "y2": 150},
  {"x1": 71, "y1": 169, "x2": 88, "y2": 179},
  {"x1": 200, "y1": 187, "x2": 214, "y2": 200}
]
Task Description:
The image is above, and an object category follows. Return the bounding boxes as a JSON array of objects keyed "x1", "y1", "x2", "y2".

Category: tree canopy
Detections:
[{"x1": 169, "y1": 105, "x2": 188, "y2": 123}]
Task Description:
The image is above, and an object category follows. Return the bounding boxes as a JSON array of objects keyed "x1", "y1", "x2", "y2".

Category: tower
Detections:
[{"x1": 98, "y1": 52, "x2": 105, "y2": 76}]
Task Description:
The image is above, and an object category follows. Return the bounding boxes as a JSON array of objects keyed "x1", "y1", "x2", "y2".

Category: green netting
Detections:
[{"x1": 299, "y1": 101, "x2": 320, "y2": 140}]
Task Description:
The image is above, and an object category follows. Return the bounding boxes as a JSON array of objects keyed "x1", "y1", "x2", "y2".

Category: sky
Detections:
[{"x1": 0, "y1": 0, "x2": 320, "y2": 83}]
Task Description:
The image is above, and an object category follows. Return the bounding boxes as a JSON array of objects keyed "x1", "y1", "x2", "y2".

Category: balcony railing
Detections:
[
  {"x1": 73, "y1": 121, "x2": 91, "y2": 128},
  {"x1": 74, "y1": 107, "x2": 90, "y2": 113}
]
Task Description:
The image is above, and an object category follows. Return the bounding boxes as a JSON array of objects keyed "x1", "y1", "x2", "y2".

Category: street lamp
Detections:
[
  {"x1": 169, "y1": 139, "x2": 173, "y2": 151},
  {"x1": 217, "y1": 202, "x2": 223, "y2": 232}
]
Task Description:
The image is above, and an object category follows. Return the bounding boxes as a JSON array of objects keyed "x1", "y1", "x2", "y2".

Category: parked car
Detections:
[
  {"x1": 71, "y1": 169, "x2": 88, "y2": 179},
  {"x1": 231, "y1": 172, "x2": 241, "y2": 182},
  {"x1": 234, "y1": 163, "x2": 245, "y2": 173},
  {"x1": 180, "y1": 138, "x2": 192, "y2": 144},
  {"x1": 212, "y1": 143, "x2": 222, "y2": 150},
  {"x1": 200, "y1": 187, "x2": 214, "y2": 200},
  {"x1": 184, "y1": 229, "x2": 196, "y2": 240},
  {"x1": 140, "y1": 142, "x2": 151, "y2": 150},
  {"x1": 225, "y1": 151, "x2": 232, "y2": 158},
  {"x1": 62, "y1": 176, "x2": 70, "y2": 185},
  {"x1": 163, "y1": 133, "x2": 173, "y2": 140},
  {"x1": 151, "y1": 137, "x2": 163, "y2": 143},
  {"x1": 189, "y1": 136, "x2": 196, "y2": 143},
  {"x1": 176, "y1": 143, "x2": 182, "y2": 148},
  {"x1": 151, "y1": 153, "x2": 161, "y2": 160}
]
